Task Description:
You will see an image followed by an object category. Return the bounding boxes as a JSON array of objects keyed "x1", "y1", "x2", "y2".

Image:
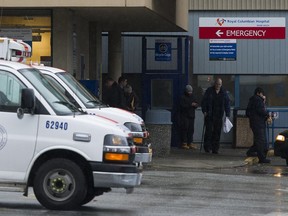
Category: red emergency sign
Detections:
[{"x1": 199, "y1": 27, "x2": 285, "y2": 39}]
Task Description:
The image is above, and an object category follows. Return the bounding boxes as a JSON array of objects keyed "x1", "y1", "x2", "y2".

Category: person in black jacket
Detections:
[
  {"x1": 246, "y1": 87, "x2": 271, "y2": 163},
  {"x1": 102, "y1": 77, "x2": 114, "y2": 105},
  {"x1": 201, "y1": 78, "x2": 230, "y2": 154},
  {"x1": 179, "y1": 85, "x2": 198, "y2": 150},
  {"x1": 102, "y1": 76, "x2": 127, "y2": 109}
]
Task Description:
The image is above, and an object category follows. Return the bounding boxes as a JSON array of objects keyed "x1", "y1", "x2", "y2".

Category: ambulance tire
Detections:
[
  {"x1": 81, "y1": 187, "x2": 110, "y2": 205},
  {"x1": 81, "y1": 191, "x2": 96, "y2": 205},
  {"x1": 33, "y1": 158, "x2": 87, "y2": 210}
]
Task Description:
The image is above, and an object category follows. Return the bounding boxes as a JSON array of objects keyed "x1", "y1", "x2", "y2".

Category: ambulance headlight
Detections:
[
  {"x1": 124, "y1": 122, "x2": 142, "y2": 132},
  {"x1": 276, "y1": 135, "x2": 285, "y2": 142},
  {"x1": 103, "y1": 135, "x2": 132, "y2": 163},
  {"x1": 116, "y1": 124, "x2": 132, "y2": 137},
  {"x1": 104, "y1": 134, "x2": 128, "y2": 146}
]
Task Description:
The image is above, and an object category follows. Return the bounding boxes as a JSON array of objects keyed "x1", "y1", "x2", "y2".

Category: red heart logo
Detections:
[{"x1": 217, "y1": 18, "x2": 225, "y2": 26}]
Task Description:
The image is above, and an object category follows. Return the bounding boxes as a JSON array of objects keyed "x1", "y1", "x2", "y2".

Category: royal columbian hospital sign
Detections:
[{"x1": 199, "y1": 17, "x2": 286, "y2": 39}]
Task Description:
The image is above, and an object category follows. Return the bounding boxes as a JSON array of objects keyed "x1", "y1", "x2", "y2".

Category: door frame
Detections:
[{"x1": 141, "y1": 35, "x2": 189, "y2": 119}]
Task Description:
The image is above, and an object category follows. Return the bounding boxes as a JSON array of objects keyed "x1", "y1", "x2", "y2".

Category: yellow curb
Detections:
[
  {"x1": 244, "y1": 157, "x2": 259, "y2": 165},
  {"x1": 267, "y1": 149, "x2": 274, "y2": 157},
  {"x1": 188, "y1": 144, "x2": 198, "y2": 150}
]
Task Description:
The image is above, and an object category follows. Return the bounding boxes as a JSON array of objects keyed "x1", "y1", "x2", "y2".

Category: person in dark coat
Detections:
[
  {"x1": 201, "y1": 78, "x2": 231, "y2": 154},
  {"x1": 102, "y1": 77, "x2": 114, "y2": 105},
  {"x1": 116, "y1": 76, "x2": 128, "y2": 109},
  {"x1": 245, "y1": 87, "x2": 271, "y2": 163},
  {"x1": 102, "y1": 76, "x2": 127, "y2": 109},
  {"x1": 179, "y1": 85, "x2": 198, "y2": 150},
  {"x1": 124, "y1": 84, "x2": 139, "y2": 112}
]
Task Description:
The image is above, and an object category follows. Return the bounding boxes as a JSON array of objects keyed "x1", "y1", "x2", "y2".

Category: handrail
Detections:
[{"x1": 266, "y1": 109, "x2": 288, "y2": 148}]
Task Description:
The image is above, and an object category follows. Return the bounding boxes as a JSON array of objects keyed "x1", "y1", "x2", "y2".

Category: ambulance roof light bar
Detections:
[{"x1": 0, "y1": 37, "x2": 32, "y2": 63}]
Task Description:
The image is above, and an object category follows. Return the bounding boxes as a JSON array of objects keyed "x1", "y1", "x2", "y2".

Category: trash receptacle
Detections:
[
  {"x1": 233, "y1": 109, "x2": 253, "y2": 148},
  {"x1": 145, "y1": 109, "x2": 172, "y2": 157}
]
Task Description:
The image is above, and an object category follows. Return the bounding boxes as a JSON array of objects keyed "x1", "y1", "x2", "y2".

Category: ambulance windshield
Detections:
[
  {"x1": 20, "y1": 68, "x2": 81, "y2": 115},
  {"x1": 57, "y1": 72, "x2": 104, "y2": 109}
]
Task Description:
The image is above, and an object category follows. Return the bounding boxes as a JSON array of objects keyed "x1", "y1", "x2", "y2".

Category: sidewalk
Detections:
[{"x1": 148, "y1": 146, "x2": 279, "y2": 170}]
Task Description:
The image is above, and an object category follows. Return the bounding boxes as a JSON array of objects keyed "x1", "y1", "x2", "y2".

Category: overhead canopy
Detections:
[
  {"x1": 1, "y1": 0, "x2": 188, "y2": 32},
  {"x1": 73, "y1": 7, "x2": 187, "y2": 32}
]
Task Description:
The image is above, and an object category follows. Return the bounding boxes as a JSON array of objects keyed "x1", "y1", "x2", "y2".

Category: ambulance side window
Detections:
[{"x1": 0, "y1": 70, "x2": 25, "y2": 112}]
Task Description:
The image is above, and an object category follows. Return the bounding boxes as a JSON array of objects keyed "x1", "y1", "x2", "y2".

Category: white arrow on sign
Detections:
[{"x1": 216, "y1": 30, "x2": 224, "y2": 37}]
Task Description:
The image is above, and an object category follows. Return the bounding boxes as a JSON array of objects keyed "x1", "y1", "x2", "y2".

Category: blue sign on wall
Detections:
[
  {"x1": 209, "y1": 39, "x2": 237, "y2": 61},
  {"x1": 155, "y1": 41, "x2": 172, "y2": 61}
]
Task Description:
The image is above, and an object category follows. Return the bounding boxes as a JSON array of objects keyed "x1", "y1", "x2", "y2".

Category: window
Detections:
[
  {"x1": 191, "y1": 75, "x2": 287, "y2": 109},
  {"x1": 191, "y1": 75, "x2": 235, "y2": 107},
  {"x1": 44, "y1": 74, "x2": 80, "y2": 109},
  {"x1": 151, "y1": 79, "x2": 173, "y2": 109},
  {"x1": 20, "y1": 68, "x2": 79, "y2": 115},
  {"x1": 0, "y1": 70, "x2": 25, "y2": 112},
  {"x1": 0, "y1": 10, "x2": 51, "y2": 65},
  {"x1": 239, "y1": 75, "x2": 288, "y2": 108}
]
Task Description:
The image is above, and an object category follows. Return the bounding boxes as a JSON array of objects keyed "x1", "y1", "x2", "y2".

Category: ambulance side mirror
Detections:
[{"x1": 18, "y1": 88, "x2": 35, "y2": 118}]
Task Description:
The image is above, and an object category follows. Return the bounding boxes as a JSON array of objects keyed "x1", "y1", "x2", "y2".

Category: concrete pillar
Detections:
[
  {"x1": 52, "y1": 9, "x2": 73, "y2": 72},
  {"x1": 108, "y1": 30, "x2": 122, "y2": 82},
  {"x1": 89, "y1": 22, "x2": 103, "y2": 97}
]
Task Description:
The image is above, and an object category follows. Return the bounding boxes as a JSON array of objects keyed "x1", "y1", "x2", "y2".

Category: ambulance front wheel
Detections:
[{"x1": 33, "y1": 158, "x2": 87, "y2": 210}]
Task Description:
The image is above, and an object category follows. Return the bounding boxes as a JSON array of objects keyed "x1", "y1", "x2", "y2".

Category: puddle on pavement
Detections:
[{"x1": 245, "y1": 166, "x2": 288, "y2": 177}]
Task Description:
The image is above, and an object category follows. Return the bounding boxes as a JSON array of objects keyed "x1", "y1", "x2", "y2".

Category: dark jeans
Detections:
[
  {"x1": 180, "y1": 117, "x2": 195, "y2": 144},
  {"x1": 248, "y1": 127, "x2": 267, "y2": 161},
  {"x1": 204, "y1": 117, "x2": 222, "y2": 152}
]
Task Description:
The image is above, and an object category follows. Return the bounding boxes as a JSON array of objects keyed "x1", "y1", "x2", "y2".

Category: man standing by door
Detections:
[{"x1": 201, "y1": 78, "x2": 231, "y2": 154}]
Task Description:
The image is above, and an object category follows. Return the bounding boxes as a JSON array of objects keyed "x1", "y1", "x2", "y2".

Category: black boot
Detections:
[
  {"x1": 258, "y1": 158, "x2": 271, "y2": 164},
  {"x1": 246, "y1": 150, "x2": 257, "y2": 157}
]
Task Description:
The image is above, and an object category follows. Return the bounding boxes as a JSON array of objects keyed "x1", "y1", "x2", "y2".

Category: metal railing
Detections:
[{"x1": 266, "y1": 109, "x2": 288, "y2": 148}]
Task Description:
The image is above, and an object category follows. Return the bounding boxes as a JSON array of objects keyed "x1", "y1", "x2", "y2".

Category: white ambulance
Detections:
[
  {"x1": 0, "y1": 37, "x2": 142, "y2": 210},
  {"x1": 32, "y1": 65, "x2": 152, "y2": 164}
]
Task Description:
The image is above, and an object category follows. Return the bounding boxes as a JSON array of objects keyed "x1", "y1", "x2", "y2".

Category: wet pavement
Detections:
[
  {"x1": 147, "y1": 145, "x2": 287, "y2": 171},
  {"x1": 1, "y1": 145, "x2": 288, "y2": 216}
]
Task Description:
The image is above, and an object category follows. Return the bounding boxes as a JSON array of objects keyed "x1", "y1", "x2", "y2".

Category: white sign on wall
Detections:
[
  {"x1": 199, "y1": 17, "x2": 286, "y2": 39},
  {"x1": 0, "y1": 28, "x2": 32, "y2": 41}
]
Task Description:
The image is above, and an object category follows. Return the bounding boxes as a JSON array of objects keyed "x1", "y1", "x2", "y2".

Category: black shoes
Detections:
[
  {"x1": 259, "y1": 158, "x2": 271, "y2": 164},
  {"x1": 246, "y1": 151, "x2": 271, "y2": 163},
  {"x1": 204, "y1": 147, "x2": 218, "y2": 154}
]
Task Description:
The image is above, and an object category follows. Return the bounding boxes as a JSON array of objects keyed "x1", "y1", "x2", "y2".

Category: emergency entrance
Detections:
[
  {"x1": 102, "y1": 34, "x2": 190, "y2": 121},
  {"x1": 141, "y1": 35, "x2": 190, "y2": 120}
]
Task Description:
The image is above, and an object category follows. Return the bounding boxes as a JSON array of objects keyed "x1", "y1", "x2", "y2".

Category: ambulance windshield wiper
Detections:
[
  {"x1": 53, "y1": 101, "x2": 82, "y2": 112},
  {"x1": 86, "y1": 100, "x2": 108, "y2": 107}
]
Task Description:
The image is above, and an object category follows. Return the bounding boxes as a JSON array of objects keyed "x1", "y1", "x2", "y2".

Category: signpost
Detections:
[
  {"x1": 155, "y1": 40, "x2": 172, "y2": 61},
  {"x1": 199, "y1": 17, "x2": 286, "y2": 39},
  {"x1": 209, "y1": 39, "x2": 236, "y2": 61}
]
